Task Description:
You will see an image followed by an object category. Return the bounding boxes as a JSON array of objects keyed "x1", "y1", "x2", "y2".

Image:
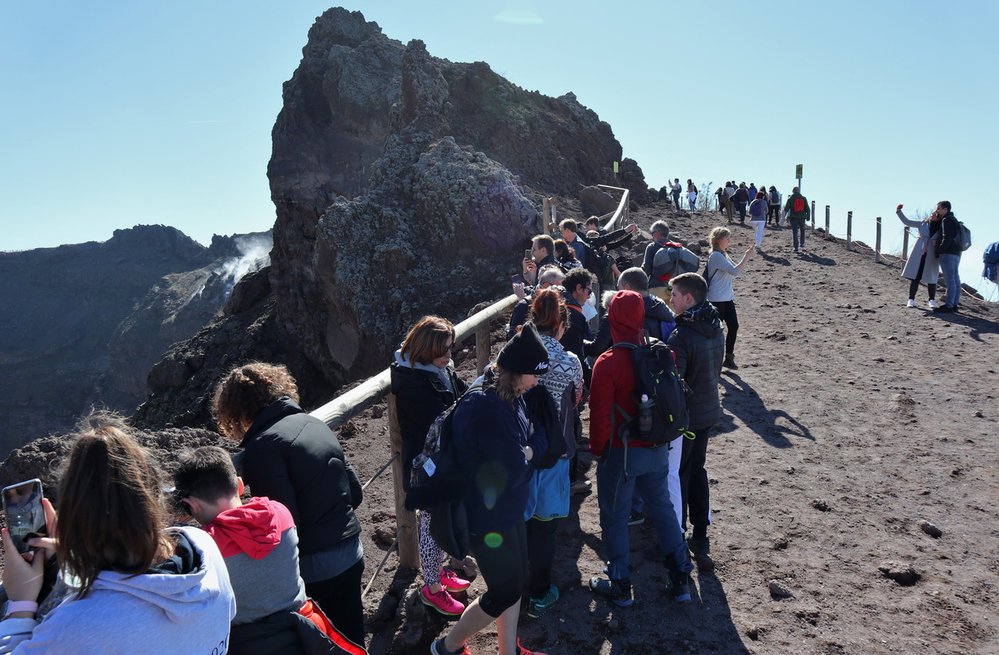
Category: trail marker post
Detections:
[
  {"x1": 847, "y1": 211, "x2": 854, "y2": 251},
  {"x1": 875, "y1": 216, "x2": 883, "y2": 263},
  {"x1": 795, "y1": 163, "x2": 803, "y2": 193}
]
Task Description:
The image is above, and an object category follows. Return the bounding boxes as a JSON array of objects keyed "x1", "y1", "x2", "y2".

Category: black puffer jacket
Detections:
[
  {"x1": 389, "y1": 361, "x2": 468, "y2": 491},
  {"x1": 238, "y1": 398, "x2": 362, "y2": 556},
  {"x1": 667, "y1": 301, "x2": 725, "y2": 429}
]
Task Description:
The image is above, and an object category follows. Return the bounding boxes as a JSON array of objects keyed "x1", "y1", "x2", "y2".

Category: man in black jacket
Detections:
[
  {"x1": 667, "y1": 273, "x2": 725, "y2": 571},
  {"x1": 933, "y1": 200, "x2": 963, "y2": 313}
]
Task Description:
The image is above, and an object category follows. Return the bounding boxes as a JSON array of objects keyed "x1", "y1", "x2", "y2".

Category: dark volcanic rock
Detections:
[
  {"x1": 0, "y1": 228, "x2": 271, "y2": 458},
  {"x1": 264, "y1": 7, "x2": 640, "y2": 386}
]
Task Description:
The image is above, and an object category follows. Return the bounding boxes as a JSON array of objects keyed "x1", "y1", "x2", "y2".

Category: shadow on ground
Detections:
[{"x1": 720, "y1": 373, "x2": 814, "y2": 447}]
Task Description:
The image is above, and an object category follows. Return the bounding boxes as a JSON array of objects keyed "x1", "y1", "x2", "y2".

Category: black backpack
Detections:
[
  {"x1": 523, "y1": 385, "x2": 568, "y2": 469},
  {"x1": 405, "y1": 385, "x2": 478, "y2": 511},
  {"x1": 701, "y1": 258, "x2": 717, "y2": 294},
  {"x1": 612, "y1": 338, "x2": 690, "y2": 445}
]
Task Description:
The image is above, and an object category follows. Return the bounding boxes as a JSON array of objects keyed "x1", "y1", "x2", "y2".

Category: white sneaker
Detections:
[
  {"x1": 928, "y1": 299, "x2": 939, "y2": 310},
  {"x1": 906, "y1": 299, "x2": 916, "y2": 308}
]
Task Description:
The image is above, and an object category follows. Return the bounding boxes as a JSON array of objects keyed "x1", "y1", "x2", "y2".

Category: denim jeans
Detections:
[
  {"x1": 790, "y1": 217, "x2": 806, "y2": 250},
  {"x1": 939, "y1": 253, "x2": 962, "y2": 307},
  {"x1": 596, "y1": 445, "x2": 692, "y2": 580}
]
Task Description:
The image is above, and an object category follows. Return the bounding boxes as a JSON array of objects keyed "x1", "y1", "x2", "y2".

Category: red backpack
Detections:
[{"x1": 792, "y1": 197, "x2": 806, "y2": 213}]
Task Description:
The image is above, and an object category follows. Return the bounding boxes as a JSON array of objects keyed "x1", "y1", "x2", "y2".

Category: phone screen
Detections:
[
  {"x1": 511, "y1": 274, "x2": 523, "y2": 285},
  {"x1": 524, "y1": 249, "x2": 533, "y2": 261},
  {"x1": 2, "y1": 479, "x2": 46, "y2": 554}
]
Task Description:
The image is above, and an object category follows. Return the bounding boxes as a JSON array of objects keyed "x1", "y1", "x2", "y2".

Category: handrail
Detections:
[
  {"x1": 308, "y1": 294, "x2": 519, "y2": 429},
  {"x1": 596, "y1": 184, "x2": 629, "y2": 233}
]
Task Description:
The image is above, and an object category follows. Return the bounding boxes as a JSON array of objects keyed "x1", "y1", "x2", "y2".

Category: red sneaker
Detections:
[
  {"x1": 439, "y1": 568, "x2": 471, "y2": 592},
  {"x1": 421, "y1": 585, "x2": 465, "y2": 616},
  {"x1": 515, "y1": 639, "x2": 547, "y2": 655}
]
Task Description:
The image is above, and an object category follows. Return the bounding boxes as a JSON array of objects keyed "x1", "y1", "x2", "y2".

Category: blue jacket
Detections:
[
  {"x1": 984, "y1": 241, "x2": 999, "y2": 282},
  {"x1": 452, "y1": 383, "x2": 540, "y2": 534}
]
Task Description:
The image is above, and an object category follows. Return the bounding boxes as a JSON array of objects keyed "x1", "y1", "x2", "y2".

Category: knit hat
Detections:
[{"x1": 498, "y1": 322, "x2": 549, "y2": 375}]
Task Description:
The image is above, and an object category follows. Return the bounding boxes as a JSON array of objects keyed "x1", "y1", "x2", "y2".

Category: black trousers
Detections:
[
  {"x1": 679, "y1": 427, "x2": 712, "y2": 539},
  {"x1": 526, "y1": 517, "x2": 559, "y2": 598},
  {"x1": 712, "y1": 300, "x2": 739, "y2": 356},
  {"x1": 305, "y1": 557, "x2": 365, "y2": 647},
  {"x1": 908, "y1": 253, "x2": 937, "y2": 300},
  {"x1": 472, "y1": 521, "x2": 529, "y2": 617}
]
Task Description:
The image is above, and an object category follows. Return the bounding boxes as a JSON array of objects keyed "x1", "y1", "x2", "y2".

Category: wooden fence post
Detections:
[
  {"x1": 824, "y1": 205, "x2": 831, "y2": 240},
  {"x1": 811, "y1": 201, "x2": 816, "y2": 232},
  {"x1": 903, "y1": 229, "x2": 910, "y2": 260},
  {"x1": 476, "y1": 325, "x2": 491, "y2": 375},
  {"x1": 875, "y1": 216, "x2": 883, "y2": 263},
  {"x1": 846, "y1": 211, "x2": 853, "y2": 251},
  {"x1": 387, "y1": 394, "x2": 418, "y2": 569}
]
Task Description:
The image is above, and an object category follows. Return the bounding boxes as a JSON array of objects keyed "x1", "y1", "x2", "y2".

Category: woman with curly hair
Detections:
[{"x1": 212, "y1": 362, "x2": 365, "y2": 647}]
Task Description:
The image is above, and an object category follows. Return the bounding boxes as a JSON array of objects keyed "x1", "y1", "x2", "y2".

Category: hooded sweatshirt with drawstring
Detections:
[
  {"x1": 589, "y1": 290, "x2": 664, "y2": 458},
  {"x1": 0, "y1": 526, "x2": 235, "y2": 655},
  {"x1": 667, "y1": 301, "x2": 725, "y2": 430}
]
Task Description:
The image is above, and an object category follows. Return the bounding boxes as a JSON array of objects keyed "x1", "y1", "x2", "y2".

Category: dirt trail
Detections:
[{"x1": 342, "y1": 205, "x2": 999, "y2": 655}]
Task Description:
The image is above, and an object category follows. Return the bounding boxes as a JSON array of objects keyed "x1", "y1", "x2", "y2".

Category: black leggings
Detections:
[
  {"x1": 471, "y1": 521, "x2": 529, "y2": 617},
  {"x1": 908, "y1": 254, "x2": 937, "y2": 300},
  {"x1": 305, "y1": 557, "x2": 365, "y2": 647},
  {"x1": 526, "y1": 517, "x2": 559, "y2": 598},
  {"x1": 712, "y1": 300, "x2": 739, "y2": 356}
]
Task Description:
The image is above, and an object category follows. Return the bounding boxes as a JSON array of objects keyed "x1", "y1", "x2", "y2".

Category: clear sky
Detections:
[{"x1": 2, "y1": 0, "x2": 996, "y2": 296}]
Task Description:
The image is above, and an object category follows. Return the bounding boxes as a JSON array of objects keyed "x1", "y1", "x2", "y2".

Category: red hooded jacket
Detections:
[{"x1": 589, "y1": 290, "x2": 662, "y2": 457}]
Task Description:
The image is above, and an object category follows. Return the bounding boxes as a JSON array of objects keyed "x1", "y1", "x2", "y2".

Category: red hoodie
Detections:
[
  {"x1": 589, "y1": 290, "x2": 661, "y2": 457},
  {"x1": 206, "y1": 496, "x2": 295, "y2": 559}
]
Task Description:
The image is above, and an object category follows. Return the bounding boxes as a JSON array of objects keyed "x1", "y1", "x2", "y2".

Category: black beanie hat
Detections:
[{"x1": 498, "y1": 322, "x2": 549, "y2": 375}]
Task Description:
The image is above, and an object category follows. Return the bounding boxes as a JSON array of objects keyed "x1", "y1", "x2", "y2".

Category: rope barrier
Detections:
[{"x1": 361, "y1": 453, "x2": 398, "y2": 492}]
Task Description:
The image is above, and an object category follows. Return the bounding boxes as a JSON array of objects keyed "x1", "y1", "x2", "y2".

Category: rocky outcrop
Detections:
[
  {"x1": 266, "y1": 7, "x2": 639, "y2": 385},
  {"x1": 0, "y1": 227, "x2": 271, "y2": 458}
]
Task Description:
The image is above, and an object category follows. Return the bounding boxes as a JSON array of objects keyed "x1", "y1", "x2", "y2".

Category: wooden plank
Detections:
[{"x1": 387, "y1": 393, "x2": 418, "y2": 569}]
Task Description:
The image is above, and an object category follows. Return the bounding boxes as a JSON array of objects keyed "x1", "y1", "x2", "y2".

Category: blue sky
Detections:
[{"x1": 2, "y1": 1, "x2": 996, "y2": 296}]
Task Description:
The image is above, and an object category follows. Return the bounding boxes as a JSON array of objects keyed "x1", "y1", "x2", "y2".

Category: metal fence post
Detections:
[
  {"x1": 903, "y1": 229, "x2": 910, "y2": 260},
  {"x1": 387, "y1": 394, "x2": 419, "y2": 569},
  {"x1": 875, "y1": 216, "x2": 883, "y2": 263},
  {"x1": 825, "y1": 205, "x2": 831, "y2": 240},
  {"x1": 846, "y1": 211, "x2": 853, "y2": 251}
]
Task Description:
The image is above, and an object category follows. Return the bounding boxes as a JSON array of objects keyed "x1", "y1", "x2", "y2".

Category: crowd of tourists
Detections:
[{"x1": 1, "y1": 196, "x2": 980, "y2": 655}]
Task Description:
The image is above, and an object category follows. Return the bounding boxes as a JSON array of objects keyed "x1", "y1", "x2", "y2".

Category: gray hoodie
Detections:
[{"x1": 0, "y1": 527, "x2": 236, "y2": 654}]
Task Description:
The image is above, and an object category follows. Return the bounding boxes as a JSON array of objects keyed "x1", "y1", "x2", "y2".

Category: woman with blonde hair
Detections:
[
  {"x1": 389, "y1": 316, "x2": 471, "y2": 616},
  {"x1": 432, "y1": 323, "x2": 550, "y2": 655},
  {"x1": 212, "y1": 362, "x2": 365, "y2": 646},
  {"x1": 704, "y1": 227, "x2": 754, "y2": 370},
  {"x1": 0, "y1": 413, "x2": 236, "y2": 652}
]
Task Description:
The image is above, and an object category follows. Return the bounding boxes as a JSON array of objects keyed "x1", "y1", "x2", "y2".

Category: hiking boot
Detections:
[
  {"x1": 627, "y1": 511, "x2": 646, "y2": 527},
  {"x1": 933, "y1": 304, "x2": 955, "y2": 313},
  {"x1": 431, "y1": 637, "x2": 472, "y2": 655},
  {"x1": 515, "y1": 639, "x2": 548, "y2": 655},
  {"x1": 589, "y1": 576, "x2": 634, "y2": 607},
  {"x1": 906, "y1": 299, "x2": 917, "y2": 308},
  {"x1": 723, "y1": 354, "x2": 738, "y2": 370},
  {"x1": 688, "y1": 537, "x2": 715, "y2": 572},
  {"x1": 526, "y1": 584, "x2": 560, "y2": 618},
  {"x1": 570, "y1": 479, "x2": 591, "y2": 496},
  {"x1": 440, "y1": 568, "x2": 471, "y2": 592},
  {"x1": 669, "y1": 572, "x2": 693, "y2": 603},
  {"x1": 421, "y1": 585, "x2": 465, "y2": 616},
  {"x1": 927, "y1": 299, "x2": 939, "y2": 310}
]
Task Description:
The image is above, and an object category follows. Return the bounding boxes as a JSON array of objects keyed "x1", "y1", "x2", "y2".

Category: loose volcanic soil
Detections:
[
  {"x1": 3, "y1": 204, "x2": 996, "y2": 655},
  {"x1": 344, "y1": 203, "x2": 999, "y2": 655}
]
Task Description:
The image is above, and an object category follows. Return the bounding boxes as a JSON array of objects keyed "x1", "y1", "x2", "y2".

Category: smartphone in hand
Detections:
[
  {"x1": 511, "y1": 274, "x2": 523, "y2": 285},
  {"x1": 896, "y1": 204, "x2": 903, "y2": 212},
  {"x1": 2, "y1": 479, "x2": 47, "y2": 554}
]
